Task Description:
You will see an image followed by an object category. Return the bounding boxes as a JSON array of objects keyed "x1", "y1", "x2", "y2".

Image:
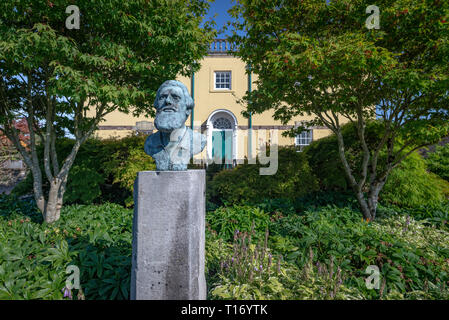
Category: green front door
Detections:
[{"x1": 212, "y1": 130, "x2": 233, "y2": 165}]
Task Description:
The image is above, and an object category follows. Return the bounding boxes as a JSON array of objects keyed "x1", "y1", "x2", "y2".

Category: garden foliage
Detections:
[
  {"x1": 1, "y1": 194, "x2": 448, "y2": 300},
  {"x1": 426, "y1": 144, "x2": 449, "y2": 182},
  {"x1": 228, "y1": 0, "x2": 449, "y2": 220},
  {"x1": 208, "y1": 146, "x2": 319, "y2": 206},
  {"x1": 304, "y1": 122, "x2": 449, "y2": 208},
  {"x1": 381, "y1": 152, "x2": 449, "y2": 207},
  {"x1": 0, "y1": 195, "x2": 132, "y2": 300},
  {"x1": 206, "y1": 205, "x2": 270, "y2": 242},
  {"x1": 206, "y1": 203, "x2": 449, "y2": 300},
  {"x1": 13, "y1": 134, "x2": 155, "y2": 206}
]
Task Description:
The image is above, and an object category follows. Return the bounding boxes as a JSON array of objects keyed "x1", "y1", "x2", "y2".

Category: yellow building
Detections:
[{"x1": 94, "y1": 39, "x2": 335, "y2": 164}]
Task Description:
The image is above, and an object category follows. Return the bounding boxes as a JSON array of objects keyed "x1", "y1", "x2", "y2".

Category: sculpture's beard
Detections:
[{"x1": 154, "y1": 111, "x2": 187, "y2": 132}]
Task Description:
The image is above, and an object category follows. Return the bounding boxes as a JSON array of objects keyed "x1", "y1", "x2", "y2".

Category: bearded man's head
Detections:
[{"x1": 153, "y1": 80, "x2": 194, "y2": 132}]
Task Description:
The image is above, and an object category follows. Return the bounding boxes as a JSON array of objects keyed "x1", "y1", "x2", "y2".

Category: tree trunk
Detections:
[
  {"x1": 352, "y1": 179, "x2": 386, "y2": 221},
  {"x1": 367, "y1": 181, "x2": 385, "y2": 221},
  {"x1": 29, "y1": 164, "x2": 46, "y2": 213},
  {"x1": 28, "y1": 162, "x2": 69, "y2": 224},
  {"x1": 43, "y1": 179, "x2": 63, "y2": 223},
  {"x1": 354, "y1": 189, "x2": 374, "y2": 221},
  {"x1": 334, "y1": 130, "x2": 381, "y2": 221},
  {"x1": 42, "y1": 167, "x2": 70, "y2": 223}
]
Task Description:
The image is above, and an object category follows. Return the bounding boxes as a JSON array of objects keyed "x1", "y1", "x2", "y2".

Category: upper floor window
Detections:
[
  {"x1": 295, "y1": 130, "x2": 313, "y2": 150},
  {"x1": 214, "y1": 71, "x2": 231, "y2": 90}
]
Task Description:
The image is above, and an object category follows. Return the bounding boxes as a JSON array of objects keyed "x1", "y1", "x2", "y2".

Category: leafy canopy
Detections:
[
  {"x1": 229, "y1": 0, "x2": 448, "y2": 139},
  {"x1": 228, "y1": 0, "x2": 449, "y2": 220},
  {"x1": 0, "y1": 0, "x2": 216, "y2": 123}
]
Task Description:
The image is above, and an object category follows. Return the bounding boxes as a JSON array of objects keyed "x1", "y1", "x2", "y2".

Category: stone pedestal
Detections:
[{"x1": 130, "y1": 170, "x2": 206, "y2": 300}]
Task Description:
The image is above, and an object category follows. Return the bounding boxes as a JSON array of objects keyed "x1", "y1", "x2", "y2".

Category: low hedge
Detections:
[{"x1": 208, "y1": 146, "x2": 319, "y2": 206}]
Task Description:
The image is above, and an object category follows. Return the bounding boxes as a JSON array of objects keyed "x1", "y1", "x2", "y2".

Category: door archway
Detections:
[{"x1": 206, "y1": 109, "x2": 238, "y2": 165}]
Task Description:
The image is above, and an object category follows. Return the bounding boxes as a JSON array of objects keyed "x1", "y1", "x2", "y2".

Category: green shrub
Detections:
[
  {"x1": 304, "y1": 121, "x2": 448, "y2": 208},
  {"x1": 0, "y1": 193, "x2": 42, "y2": 223},
  {"x1": 10, "y1": 174, "x2": 34, "y2": 198},
  {"x1": 206, "y1": 205, "x2": 270, "y2": 242},
  {"x1": 102, "y1": 134, "x2": 156, "y2": 206},
  {"x1": 0, "y1": 194, "x2": 132, "y2": 300},
  {"x1": 251, "y1": 191, "x2": 359, "y2": 219},
  {"x1": 64, "y1": 165, "x2": 104, "y2": 204},
  {"x1": 12, "y1": 134, "x2": 155, "y2": 206},
  {"x1": 268, "y1": 205, "x2": 449, "y2": 299},
  {"x1": 426, "y1": 144, "x2": 449, "y2": 182},
  {"x1": 381, "y1": 152, "x2": 449, "y2": 207},
  {"x1": 209, "y1": 146, "x2": 319, "y2": 206}
]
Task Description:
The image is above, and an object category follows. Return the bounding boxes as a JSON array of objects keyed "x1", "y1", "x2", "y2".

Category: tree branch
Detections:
[{"x1": 43, "y1": 78, "x2": 54, "y2": 182}]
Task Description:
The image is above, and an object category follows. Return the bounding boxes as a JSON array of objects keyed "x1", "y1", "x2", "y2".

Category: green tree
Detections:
[
  {"x1": 229, "y1": 0, "x2": 449, "y2": 220},
  {"x1": 0, "y1": 0, "x2": 215, "y2": 223}
]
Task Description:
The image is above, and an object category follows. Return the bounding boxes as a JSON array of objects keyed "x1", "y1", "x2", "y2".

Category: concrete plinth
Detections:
[{"x1": 130, "y1": 170, "x2": 206, "y2": 300}]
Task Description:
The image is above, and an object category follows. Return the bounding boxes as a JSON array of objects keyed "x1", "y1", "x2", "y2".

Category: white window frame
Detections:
[
  {"x1": 214, "y1": 71, "x2": 232, "y2": 90},
  {"x1": 295, "y1": 130, "x2": 313, "y2": 151}
]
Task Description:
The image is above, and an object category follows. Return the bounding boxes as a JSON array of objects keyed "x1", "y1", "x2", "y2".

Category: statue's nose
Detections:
[{"x1": 165, "y1": 95, "x2": 173, "y2": 105}]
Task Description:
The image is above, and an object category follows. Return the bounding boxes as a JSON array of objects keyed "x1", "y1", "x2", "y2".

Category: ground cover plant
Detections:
[
  {"x1": 207, "y1": 203, "x2": 449, "y2": 300},
  {"x1": 0, "y1": 195, "x2": 132, "y2": 299},
  {"x1": 1, "y1": 193, "x2": 448, "y2": 300}
]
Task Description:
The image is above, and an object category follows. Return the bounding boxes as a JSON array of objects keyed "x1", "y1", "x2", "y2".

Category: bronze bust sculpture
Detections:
[{"x1": 144, "y1": 80, "x2": 206, "y2": 170}]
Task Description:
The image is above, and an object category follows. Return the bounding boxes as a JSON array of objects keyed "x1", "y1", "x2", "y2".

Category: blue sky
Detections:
[{"x1": 203, "y1": 0, "x2": 240, "y2": 37}]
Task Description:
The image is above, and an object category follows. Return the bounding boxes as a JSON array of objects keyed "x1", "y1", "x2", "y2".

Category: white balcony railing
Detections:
[{"x1": 208, "y1": 39, "x2": 237, "y2": 55}]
